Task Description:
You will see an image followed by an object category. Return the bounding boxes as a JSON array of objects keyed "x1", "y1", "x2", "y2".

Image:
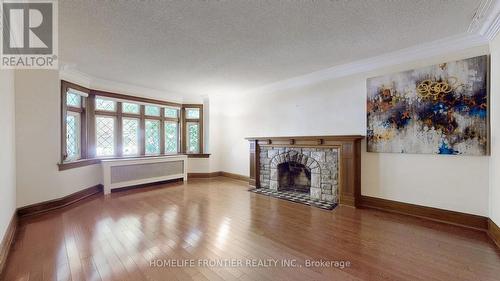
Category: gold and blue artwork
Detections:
[{"x1": 367, "y1": 55, "x2": 488, "y2": 155}]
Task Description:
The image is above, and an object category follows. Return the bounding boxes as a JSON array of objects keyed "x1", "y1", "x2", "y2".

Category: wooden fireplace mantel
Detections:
[{"x1": 245, "y1": 135, "x2": 364, "y2": 207}]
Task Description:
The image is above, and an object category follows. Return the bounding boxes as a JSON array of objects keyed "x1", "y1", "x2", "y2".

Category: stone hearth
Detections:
[{"x1": 259, "y1": 147, "x2": 339, "y2": 202}]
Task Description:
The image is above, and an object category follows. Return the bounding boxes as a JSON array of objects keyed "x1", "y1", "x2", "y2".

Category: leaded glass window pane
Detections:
[
  {"x1": 66, "y1": 112, "x2": 80, "y2": 160},
  {"x1": 165, "y1": 122, "x2": 178, "y2": 153},
  {"x1": 145, "y1": 119, "x2": 160, "y2": 154},
  {"x1": 186, "y1": 108, "x2": 200, "y2": 119},
  {"x1": 122, "y1": 102, "x2": 140, "y2": 114},
  {"x1": 165, "y1": 108, "x2": 178, "y2": 118},
  {"x1": 186, "y1": 122, "x2": 200, "y2": 153},
  {"x1": 66, "y1": 91, "x2": 81, "y2": 108},
  {"x1": 95, "y1": 97, "x2": 116, "y2": 111},
  {"x1": 145, "y1": 105, "x2": 160, "y2": 116},
  {"x1": 122, "y1": 118, "x2": 139, "y2": 155},
  {"x1": 96, "y1": 116, "x2": 115, "y2": 156}
]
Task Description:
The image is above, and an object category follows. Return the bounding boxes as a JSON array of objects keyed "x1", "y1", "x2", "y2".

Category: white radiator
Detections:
[{"x1": 101, "y1": 155, "x2": 187, "y2": 194}]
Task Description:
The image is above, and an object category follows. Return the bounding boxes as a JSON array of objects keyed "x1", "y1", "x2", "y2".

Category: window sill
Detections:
[
  {"x1": 58, "y1": 153, "x2": 211, "y2": 171},
  {"x1": 185, "y1": 153, "x2": 211, "y2": 158},
  {"x1": 58, "y1": 159, "x2": 101, "y2": 171}
]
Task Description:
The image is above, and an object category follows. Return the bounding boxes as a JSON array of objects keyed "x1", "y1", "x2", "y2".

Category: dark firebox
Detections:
[{"x1": 277, "y1": 162, "x2": 311, "y2": 193}]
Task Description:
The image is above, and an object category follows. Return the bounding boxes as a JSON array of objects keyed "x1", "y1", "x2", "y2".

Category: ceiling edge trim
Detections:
[
  {"x1": 59, "y1": 66, "x2": 203, "y2": 104},
  {"x1": 242, "y1": 33, "x2": 489, "y2": 95},
  {"x1": 478, "y1": 0, "x2": 500, "y2": 40}
]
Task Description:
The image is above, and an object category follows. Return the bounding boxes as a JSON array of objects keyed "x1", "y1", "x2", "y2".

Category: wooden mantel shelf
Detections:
[
  {"x1": 245, "y1": 135, "x2": 364, "y2": 140},
  {"x1": 246, "y1": 135, "x2": 365, "y2": 207}
]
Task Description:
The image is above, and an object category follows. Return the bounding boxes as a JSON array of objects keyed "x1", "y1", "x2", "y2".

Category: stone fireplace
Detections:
[
  {"x1": 246, "y1": 136, "x2": 364, "y2": 207},
  {"x1": 261, "y1": 147, "x2": 339, "y2": 202}
]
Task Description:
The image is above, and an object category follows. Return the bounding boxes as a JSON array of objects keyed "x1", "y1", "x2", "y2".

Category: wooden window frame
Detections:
[
  {"x1": 59, "y1": 80, "x2": 208, "y2": 171},
  {"x1": 164, "y1": 107, "x2": 181, "y2": 155},
  {"x1": 182, "y1": 105, "x2": 203, "y2": 154},
  {"x1": 61, "y1": 81, "x2": 90, "y2": 163}
]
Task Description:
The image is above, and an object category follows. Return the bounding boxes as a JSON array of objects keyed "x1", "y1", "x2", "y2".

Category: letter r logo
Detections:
[{"x1": 2, "y1": 2, "x2": 53, "y2": 54}]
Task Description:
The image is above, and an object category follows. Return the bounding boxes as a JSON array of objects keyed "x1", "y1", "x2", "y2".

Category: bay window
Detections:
[{"x1": 60, "y1": 80, "x2": 205, "y2": 170}]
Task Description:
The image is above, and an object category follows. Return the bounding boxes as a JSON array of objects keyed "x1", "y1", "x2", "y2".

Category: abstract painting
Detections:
[{"x1": 367, "y1": 55, "x2": 488, "y2": 155}]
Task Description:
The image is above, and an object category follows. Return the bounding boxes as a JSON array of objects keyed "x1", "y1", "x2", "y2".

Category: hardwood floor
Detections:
[{"x1": 3, "y1": 177, "x2": 500, "y2": 281}]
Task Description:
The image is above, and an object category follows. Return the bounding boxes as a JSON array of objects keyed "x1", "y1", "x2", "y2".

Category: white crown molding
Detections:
[
  {"x1": 59, "y1": 62, "x2": 92, "y2": 88},
  {"x1": 59, "y1": 63, "x2": 203, "y2": 103},
  {"x1": 477, "y1": 0, "x2": 500, "y2": 41},
  {"x1": 468, "y1": 0, "x2": 493, "y2": 33},
  {"x1": 243, "y1": 33, "x2": 489, "y2": 95}
]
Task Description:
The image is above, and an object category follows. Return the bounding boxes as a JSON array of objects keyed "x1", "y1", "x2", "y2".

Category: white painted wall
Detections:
[
  {"x1": 0, "y1": 70, "x2": 17, "y2": 240},
  {"x1": 211, "y1": 45, "x2": 490, "y2": 216},
  {"x1": 489, "y1": 35, "x2": 500, "y2": 225},
  {"x1": 15, "y1": 71, "x2": 103, "y2": 207}
]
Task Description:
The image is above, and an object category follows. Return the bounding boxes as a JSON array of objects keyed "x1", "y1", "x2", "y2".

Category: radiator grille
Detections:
[{"x1": 110, "y1": 160, "x2": 184, "y2": 184}]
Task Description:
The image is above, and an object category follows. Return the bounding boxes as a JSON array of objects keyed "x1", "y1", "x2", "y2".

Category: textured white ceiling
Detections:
[{"x1": 60, "y1": 0, "x2": 482, "y2": 97}]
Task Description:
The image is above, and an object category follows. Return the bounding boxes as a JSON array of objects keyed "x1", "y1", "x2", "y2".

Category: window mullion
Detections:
[
  {"x1": 81, "y1": 95, "x2": 88, "y2": 159},
  {"x1": 87, "y1": 94, "x2": 96, "y2": 158},
  {"x1": 160, "y1": 109, "x2": 165, "y2": 155},
  {"x1": 61, "y1": 84, "x2": 68, "y2": 162},
  {"x1": 140, "y1": 105, "x2": 146, "y2": 156},
  {"x1": 199, "y1": 107, "x2": 203, "y2": 154},
  {"x1": 116, "y1": 102, "x2": 123, "y2": 157}
]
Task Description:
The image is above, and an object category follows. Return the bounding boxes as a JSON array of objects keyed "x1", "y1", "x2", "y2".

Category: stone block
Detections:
[
  {"x1": 311, "y1": 166, "x2": 320, "y2": 174},
  {"x1": 270, "y1": 180, "x2": 278, "y2": 190},
  {"x1": 321, "y1": 183, "x2": 332, "y2": 193},
  {"x1": 296, "y1": 154, "x2": 303, "y2": 164},
  {"x1": 310, "y1": 187, "x2": 321, "y2": 200},
  {"x1": 311, "y1": 151, "x2": 325, "y2": 162},
  {"x1": 321, "y1": 169, "x2": 331, "y2": 176},
  {"x1": 321, "y1": 194, "x2": 335, "y2": 202},
  {"x1": 321, "y1": 174, "x2": 332, "y2": 180},
  {"x1": 325, "y1": 154, "x2": 335, "y2": 163},
  {"x1": 311, "y1": 174, "x2": 320, "y2": 188},
  {"x1": 321, "y1": 189, "x2": 332, "y2": 195},
  {"x1": 301, "y1": 156, "x2": 309, "y2": 165},
  {"x1": 268, "y1": 149, "x2": 279, "y2": 159},
  {"x1": 321, "y1": 162, "x2": 332, "y2": 170},
  {"x1": 270, "y1": 168, "x2": 278, "y2": 180}
]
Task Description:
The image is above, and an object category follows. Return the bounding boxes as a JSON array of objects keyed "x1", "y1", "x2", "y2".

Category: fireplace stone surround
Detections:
[
  {"x1": 260, "y1": 147, "x2": 339, "y2": 202},
  {"x1": 246, "y1": 135, "x2": 364, "y2": 207}
]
